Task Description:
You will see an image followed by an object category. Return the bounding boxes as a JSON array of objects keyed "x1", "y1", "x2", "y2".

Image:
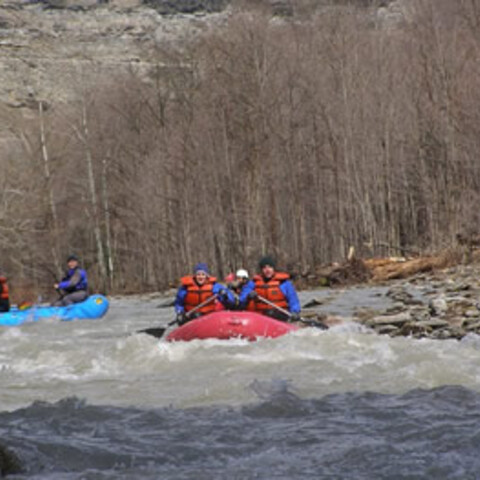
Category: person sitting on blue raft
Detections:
[
  {"x1": 52, "y1": 254, "x2": 88, "y2": 306},
  {"x1": 174, "y1": 262, "x2": 235, "y2": 325}
]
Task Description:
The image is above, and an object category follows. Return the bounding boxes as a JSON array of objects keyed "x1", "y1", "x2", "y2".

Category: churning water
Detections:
[{"x1": 2, "y1": 287, "x2": 480, "y2": 479}]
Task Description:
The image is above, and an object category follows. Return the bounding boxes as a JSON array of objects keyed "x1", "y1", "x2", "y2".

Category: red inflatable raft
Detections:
[{"x1": 166, "y1": 310, "x2": 299, "y2": 342}]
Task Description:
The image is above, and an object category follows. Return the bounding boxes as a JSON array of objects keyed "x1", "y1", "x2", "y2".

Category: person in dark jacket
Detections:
[
  {"x1": 239, "y1": 256, "x2": 300, "y2": 321},
  {"x1": 52, "y1": 255, "x2": 88, "y2": 306},
  {"x1": 174, "y1": 263, "x2": 235, "y2": 325}
]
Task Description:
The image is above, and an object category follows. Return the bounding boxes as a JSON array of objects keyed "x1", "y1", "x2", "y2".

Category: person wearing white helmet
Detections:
[
  {"x1": 236, "y1": 268, "x2": 251, "y2": 289},
  {"x1": 229, "y1": 268, "x2": 254, "y2": 309},
  {"x1": 236, "y1": 269, "x2": 249, "y2": 282}
]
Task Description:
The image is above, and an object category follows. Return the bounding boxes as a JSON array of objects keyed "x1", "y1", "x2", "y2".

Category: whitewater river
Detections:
[{"x1": 2, "y1": 286, "x2": 480, "y2": 479}]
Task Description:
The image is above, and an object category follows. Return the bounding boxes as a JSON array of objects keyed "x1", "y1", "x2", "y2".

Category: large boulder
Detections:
[{"x1": 0, "y1": 444, "x2": 23, "y2": 477}]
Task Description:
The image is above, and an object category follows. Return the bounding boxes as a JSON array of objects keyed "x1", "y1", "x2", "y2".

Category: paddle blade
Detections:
[{"x1": 137, "y1": 327, "x2": 167, "y2": 338}]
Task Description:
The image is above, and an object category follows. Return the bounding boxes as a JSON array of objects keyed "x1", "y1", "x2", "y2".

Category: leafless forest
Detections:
[{"x1": 1, "y1": 0, "x2": 480, "y2": 299}]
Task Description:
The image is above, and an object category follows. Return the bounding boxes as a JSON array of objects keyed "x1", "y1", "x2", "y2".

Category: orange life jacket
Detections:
[
  {"x1": 247, "y1": 272, "x2": 289, "y2": 312},
  {"x1": 0, "y1": 276, "x2": 9, "y2": 301},
  {"x1": 181, "y1": 275, "x2": 218, "y2": 314}
]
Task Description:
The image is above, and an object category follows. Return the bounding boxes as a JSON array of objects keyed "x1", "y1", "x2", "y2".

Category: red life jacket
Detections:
[
  {"x1": 181, "y1": 275, "x2": 217, "y2": 314},
  {"x1": 247, "y1": 272, "x2": 289, "y2": 312},
  {"x1": 0, "y1": 276, "x2": 9, "y2": 301}
]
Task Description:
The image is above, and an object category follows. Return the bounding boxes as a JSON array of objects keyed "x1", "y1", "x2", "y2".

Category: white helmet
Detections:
[{"x1": 236, "y1": 269, "x2": 249, "y2": 279}]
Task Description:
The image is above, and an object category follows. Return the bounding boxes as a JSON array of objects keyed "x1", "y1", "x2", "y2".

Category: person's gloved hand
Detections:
[
  {"x1": 247, "y1": 291, "x2": 258, "y2": 300},
  {"x1": 219, "y1": 289, "x2": 228, "y2": 300},
  {"x1": 176, "y1": 312, "x2": 187, "y2": 325}
]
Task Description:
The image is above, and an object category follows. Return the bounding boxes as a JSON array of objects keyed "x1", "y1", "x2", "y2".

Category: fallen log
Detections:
[
  {"x1": 296, "y1": 247, "x2": 480, "y2": 289},
  {"x1": 370, "y1": 249, "x2": 463, "y2": 281}
]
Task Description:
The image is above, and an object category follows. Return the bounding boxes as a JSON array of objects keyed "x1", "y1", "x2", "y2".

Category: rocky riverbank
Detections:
[{"x1": 305, "y1": 255, "x2": 480, "y2": 341}]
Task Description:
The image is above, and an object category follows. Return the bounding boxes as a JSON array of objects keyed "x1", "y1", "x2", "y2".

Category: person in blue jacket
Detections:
[
  {"x1": 52, "y1": 254, "x2": 88, "y2": 306},
  {"x1": 229, "y1": 268, "x2": 255, "y2": 310},
  {"x1": 174, "y1": 263, "x2": 235, "y2": 325},
  {"x1": 239, "y1": 256, "x2": 301, "y2": 321}
]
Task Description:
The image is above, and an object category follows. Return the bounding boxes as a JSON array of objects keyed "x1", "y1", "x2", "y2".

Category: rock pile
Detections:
[
  {"x1": 361, "y1": 266, "x2": 480, "y2": 339},
  {"x1": 297, "y1": 246, "x2": 480, "y2": 340},
  {"x1": 323, "y1": 263, "x2": 480, "y2": 340}
]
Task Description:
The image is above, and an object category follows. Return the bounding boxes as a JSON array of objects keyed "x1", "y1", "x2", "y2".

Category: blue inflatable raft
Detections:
[{"x1": 0, "y1": 294, "x2": 109, "y2": 327}]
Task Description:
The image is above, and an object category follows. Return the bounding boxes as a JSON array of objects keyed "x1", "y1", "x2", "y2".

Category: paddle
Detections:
[
  {"x1": 256, "y1": 294, "x2": 328, "y2": 330},
  {"x1": 137, "y1": 294, "x2": 219, "y2": 338}
]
